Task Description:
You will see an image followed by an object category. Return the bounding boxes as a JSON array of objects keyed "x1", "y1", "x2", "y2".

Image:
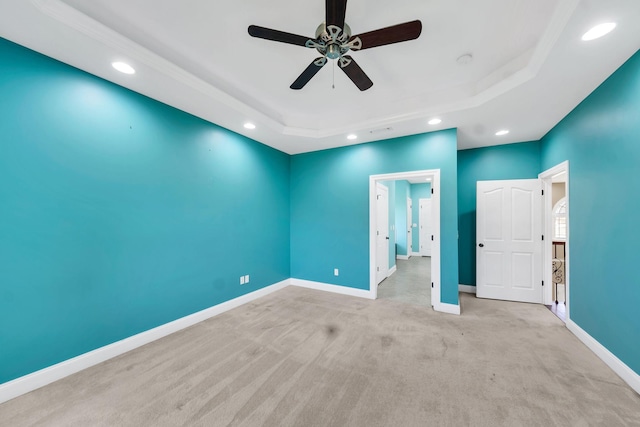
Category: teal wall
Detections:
[
  {"x1": 290, "y1": 129, "x2": 459, "y2": 304},
  {"x1": 0, "y1": 38, "x2": 291, "y2": 384},
  {"x1": 457, "y1": 142, "x2": 541, "y2": 286},
  {"x1": 410, "y1": 183, "x2": 431, "y2": 252},
  {"x1": 395, "y1": 180, "x2": 411, "y2": 256},
  {"x1": 540, "y1": 49, "x2": 640, "y2": 375}
]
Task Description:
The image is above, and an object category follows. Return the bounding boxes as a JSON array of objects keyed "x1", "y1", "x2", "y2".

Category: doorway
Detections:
[
  {"x1": 540, "y1": 161, "x2": 570, "y2": 322},
  {"x1": 407, "y1": 197, "x2": 413, "y2": 255},
  {"x1": 369, "y1": 170, "x2": 442, "y2": 311}
]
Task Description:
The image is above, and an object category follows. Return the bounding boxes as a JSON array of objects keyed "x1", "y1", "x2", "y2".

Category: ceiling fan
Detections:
[{"x1": 248, "y1": 0, "x2": 422, "y2": 91}]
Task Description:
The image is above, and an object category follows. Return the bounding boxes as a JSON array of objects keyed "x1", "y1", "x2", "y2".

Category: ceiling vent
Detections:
[{"x1": 369, "y1": 127, "x2": 393, "y2": 134}]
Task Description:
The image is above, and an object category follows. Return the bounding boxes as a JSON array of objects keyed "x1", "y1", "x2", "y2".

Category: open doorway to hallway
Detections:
[
  {"x1": 540, "y1": 161, "x2": 570, "y2": 323},
  {"x1": 370, "y1": 171, "x2": 439, "y2": 309}
]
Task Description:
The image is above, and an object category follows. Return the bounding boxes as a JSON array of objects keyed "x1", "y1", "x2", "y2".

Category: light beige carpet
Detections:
[{"x1": 1, "y1": 286, "x2": 638, "y2": 426}]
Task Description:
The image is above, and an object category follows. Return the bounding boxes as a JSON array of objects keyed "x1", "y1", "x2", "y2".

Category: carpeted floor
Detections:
[{"x1": 1, "y1": 276, "x2": 639, "y2": 426}]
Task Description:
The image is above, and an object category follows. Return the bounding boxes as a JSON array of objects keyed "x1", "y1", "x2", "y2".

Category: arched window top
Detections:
[
  {"x1": 553, "y1": 197, "x2": 567, "y2": 241},
  {"x1": 553, "y1": 198, "x2": 567, "y2": 215}
]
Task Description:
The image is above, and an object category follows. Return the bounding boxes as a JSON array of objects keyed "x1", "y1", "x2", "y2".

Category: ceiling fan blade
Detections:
[
  {"x1": 291, "y1": 58, "x2": 327, "y2": 90},
  {"x1": 339, "y1": 56, "x2": 373, "y2": 91},
  {"x1": 326, "y1": 0, "x2": 348, "y2": 29},
  {"x1": 351, "y1": 20, "x2": 422, "y2": 50},
  {"x1": 248, "y1": 25, "x2": 312, "y2": 47}
]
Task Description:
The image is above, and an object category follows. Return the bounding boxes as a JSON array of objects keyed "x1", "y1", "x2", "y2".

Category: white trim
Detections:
[
  {"x1": 0, "y1": 279, "x2": 290, "y2": 405},
  {"x1": 291, "y1": 278, "x2": 375, "y2": 300},
  {"x1": 459, "y1": 284, "x2": 477, "y2": 294},
  {"x1": 407, "y1": 197, "x2": 413, "y2": 255},
  {"x1": 435, "y1": 302, "x2": 461, "y2": 315},
  {"x1": 396, "y1": 254, "x2": 410, "y2": 260},
  {"x1": 411, "y1": 251, "x2": 421, "y2": 256},
  {"x1": 387, "y1": 265, "x2": 397, "y2": 277},
  {"x1": 567, "y1": 320, "x2": 640, "y2": 395}
]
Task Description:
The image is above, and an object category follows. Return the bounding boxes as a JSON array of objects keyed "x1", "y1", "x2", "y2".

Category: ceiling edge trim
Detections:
[
  {"x1": 32, "y1": 0, "x2": 580, "y2": 142},
  {"x1": 31, "y1": 0, "x2": 286, "y2": 133}
]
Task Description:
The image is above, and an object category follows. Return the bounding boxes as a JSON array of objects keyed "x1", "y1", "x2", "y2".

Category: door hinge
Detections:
[
  {"x1": 376, "y1": 195, "x2": 380, "y2": 200},
  {"x1": 542, "y1": 280, "x2": 544, "y2": 287},
  {"x1": 431, "y1": 282, "x2": 434, "y2": 288},
  {"x1": 377, "y1": 267, "x2": 379, "y2": 272},
  {"x1": 542, "y1": 235, "x2": 544, "y2": 241},
  {"x1": 431, "y1": 235, "x2": 434, "y2": 241},
  {"x1": 541, "y1": 189, "x2": 544, "y2": 196},
  {"x1": 431, "y1": 188, "x2": 434, "y2": 194}
]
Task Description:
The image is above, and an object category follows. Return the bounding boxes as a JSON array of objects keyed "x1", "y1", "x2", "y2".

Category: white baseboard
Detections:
[
  {"x1": 458, "y1": 284, "x2": 476, "y2": 294},
  {"x1": 566, "y1": 319, "x2": 640, "y2": 395},
  {"x1": 396, "y1": 255, "x2": 409, "y2": 260},
  {"x1": 290, "y1": 278, "x2": 374, "y2": 300},
  {"x1": 434, "y1": 302, "x2": 461, "y2": 315},
  {"x1": 387, "y1": 265, "x2": 397, "y2": 277},
  {"x1": 0, "y1": 279, "x2": 290, "y2": 405},
  {"x1": 411, "y1": 252, "x2": 421, "y2": 256}
]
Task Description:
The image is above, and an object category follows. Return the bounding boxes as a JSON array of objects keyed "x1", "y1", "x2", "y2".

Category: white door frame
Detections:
[
  {"x1": 539, "y1": 161, "x2": 570, "y2": 319},
  {"x1": 407, "y1": 197, "x2": 413, "y2": 256},
  {"x1": 369, "y1": 170, "x2": 442, "y2": 310},
  {"x1": 375, "y1": 183, "x2": 390, "y2": 284}
]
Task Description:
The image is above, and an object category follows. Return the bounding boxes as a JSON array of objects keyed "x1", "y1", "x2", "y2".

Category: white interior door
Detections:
[
  {"x1": 419, "y1": 198, "x2": 432, "y2": 256},
  {"x1": 477, "y1": 179, "x2": 543, "y2": 303},
  {"x1": 376, "y1": 183, "x2": 389, "y2": 284},
  {"x1": 406, "y1": 198, "x2": 413, "y2": 256}
]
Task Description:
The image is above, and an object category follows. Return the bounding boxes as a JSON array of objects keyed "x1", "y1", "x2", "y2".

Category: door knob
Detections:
[
  {"x1": 479, "y1": 243, "x2": 484, "y2": 247},
  {"x1": 386, "y1": 237, "x2": 390, "y2": 240}
]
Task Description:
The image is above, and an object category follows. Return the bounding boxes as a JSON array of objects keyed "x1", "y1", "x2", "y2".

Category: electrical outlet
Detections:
[
  {"x1": 334, "y1": 268, "x2": 339, "y2": 276},
  {"x1": 245, "y1": 275, "x2": 250, "y2": 283},
  {"x1": 240, "y1": 276, "x2": 245, "y2": 285}
]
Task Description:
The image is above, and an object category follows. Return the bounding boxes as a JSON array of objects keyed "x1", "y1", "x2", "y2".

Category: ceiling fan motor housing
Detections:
[{"x1": 311, "y1": 23, "x2": 360, "y2": 60}]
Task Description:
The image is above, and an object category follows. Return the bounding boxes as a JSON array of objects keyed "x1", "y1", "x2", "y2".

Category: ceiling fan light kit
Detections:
[{"x1": 248, "y1": 0, "x2": 422, "y2": 91}]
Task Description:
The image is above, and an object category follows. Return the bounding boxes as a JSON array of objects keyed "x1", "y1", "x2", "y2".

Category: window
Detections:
[{"x1": 553, "y1": 197, "x2": 567, "y2": 241}]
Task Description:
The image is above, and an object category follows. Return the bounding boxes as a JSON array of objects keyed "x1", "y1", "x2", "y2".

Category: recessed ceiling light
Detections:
[
  {"x1": 456, "y1": 53, "x2": 473, "y2": 65},
  {"x1": 495, "y1": 130, "x2": 510, "y2": 136},
  {"x1": 347, "y1": 134, "x2": 358, "y2": 140},
  {"x1": 112, "y1": 62, "x2": 135, "y2": 74},
  {"x1": 243, "y1": 122, "x2": 256, "y2": 130},
  {"x1": 582, "y1": 23, "x2": 616, "y2": 41},
  {"x1": 428, "y1": 118, "x2": 442, "y2": 125}
]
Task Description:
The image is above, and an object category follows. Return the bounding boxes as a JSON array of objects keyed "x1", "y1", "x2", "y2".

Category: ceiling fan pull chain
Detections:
[{"x1": 332, "y1": 59, "x2": 335, "y2": 89}]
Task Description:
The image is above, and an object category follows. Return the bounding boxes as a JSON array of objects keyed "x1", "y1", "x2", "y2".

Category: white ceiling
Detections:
[{"x1": 1, "y1": 0, "x2": 639, "y2": 154}]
